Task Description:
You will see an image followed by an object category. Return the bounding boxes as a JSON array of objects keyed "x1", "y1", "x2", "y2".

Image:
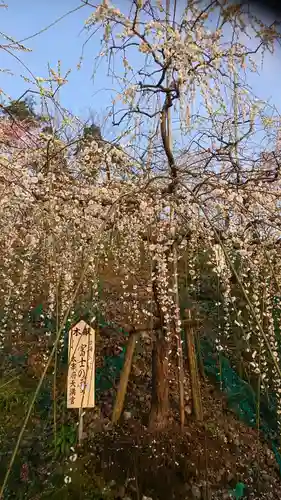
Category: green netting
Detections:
[{"x1": 200, "y1": 339, "x2": 281, "y2": 473}]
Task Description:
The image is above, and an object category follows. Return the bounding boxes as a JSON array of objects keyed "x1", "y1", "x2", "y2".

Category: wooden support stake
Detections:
[
  {"x1": 78, "y1": 407, "x2": 83, "y2": 444},
  {"x1": 112, "y1": 333, "x2": 137, "y2": 424},
  {"x1": 185, "y1": 309, "x2": 203, "y2": 421},
  {"x1": 177, "y1": 329, "x2": 185, "y2": 429}
]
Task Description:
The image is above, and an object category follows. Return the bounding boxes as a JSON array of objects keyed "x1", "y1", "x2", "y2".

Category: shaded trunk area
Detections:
[{"x1": 149, "y1": 330, "x2": 169, "y2": 430}]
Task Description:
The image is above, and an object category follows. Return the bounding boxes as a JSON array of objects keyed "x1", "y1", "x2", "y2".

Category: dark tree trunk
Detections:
[{"x1": 149, "y1": 330, "x2": 169, "y2": 430}]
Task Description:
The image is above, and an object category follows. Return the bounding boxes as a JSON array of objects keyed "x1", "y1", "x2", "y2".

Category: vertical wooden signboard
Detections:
[{"x1": 67, "y1": 320, "x2": 95, "y2": 442}]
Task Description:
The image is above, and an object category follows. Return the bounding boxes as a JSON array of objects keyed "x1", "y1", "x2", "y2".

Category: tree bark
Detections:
[{"x1": 149, "y1": 330, "x2": 169, "y2": 430}]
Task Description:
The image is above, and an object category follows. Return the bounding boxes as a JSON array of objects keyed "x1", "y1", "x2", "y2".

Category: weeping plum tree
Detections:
[
  {"x1": 82, "y1": 0, "x2": 281, "y2": 428},
  {"x1": 1, "y1": 8, "x2": 281, "y2": 494}
]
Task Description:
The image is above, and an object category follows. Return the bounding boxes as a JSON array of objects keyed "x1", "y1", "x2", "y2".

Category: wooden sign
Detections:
[{"x1": 67, "y1": 320, "x2": 95, "y2": 409}]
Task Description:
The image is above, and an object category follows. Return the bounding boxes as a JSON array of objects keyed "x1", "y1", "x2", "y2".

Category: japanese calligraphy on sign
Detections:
[{"x1": 67, "y1": 320, "x2": 95, "y2": 409}]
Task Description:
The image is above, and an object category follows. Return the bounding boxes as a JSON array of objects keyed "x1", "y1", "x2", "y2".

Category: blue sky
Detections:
[
  {"x1": 1, "y1": 0, "x2": 281, "y2": 130},
  {"x1": 0, "y1": 0, "x2": 114, "y2": 120}
]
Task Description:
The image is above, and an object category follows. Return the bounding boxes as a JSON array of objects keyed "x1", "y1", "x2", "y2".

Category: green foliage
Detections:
[
  {"x1": 0, "y1": 377, "x2": 28, "y2": 413},
  {"x1": 83, "y1": 123, "x2": 102, "y2": 141},
  {"x1": 230, "y1": 482, "x2": 245, "y2": 499},
  {"x1": 75, "y1": 122, "x2": 103, "y2": 156},
  {"x1": 53, "y1": 424, "x2": 77, "y2": 457},
  {"x1": 3, "y1": 97, "x2": 36, "y2": 121},
  {"x1": 42, "y1": 125, "x2": 54, "y2": 135}
]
